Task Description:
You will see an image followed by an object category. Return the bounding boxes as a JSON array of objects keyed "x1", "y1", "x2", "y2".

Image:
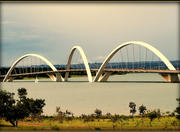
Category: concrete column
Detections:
[
  {"x1": 48, "y1": 73, "x2": 63, "y2": 82},
  {"x1": 64, "y1": 71, "x2": 69, "y2": 82},
  {"x1": 7, "y1": 77, "x2": 13, "y2": 82},
  {"x1": 55, "y1": 73, "x2": 62, "y2": 82},
  {"x1": 98, "y1": 72, "x2": 112, "y2": 82},
  {"x1": 47, "y1": 73, "x2": 56, "y2": 81},
  {"x1": 160, "y1": 73, "x2": 179, "y2": 83}
]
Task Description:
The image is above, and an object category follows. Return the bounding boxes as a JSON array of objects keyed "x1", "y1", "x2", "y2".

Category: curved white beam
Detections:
[
  {"x1": 93, "y1": 41, "x2": 176, "y2": 82},
  {"x1": 3, "y1": 54, "x2": 64, "y2": 82},
  {"x1": 64, "y1": 46, "x2": 93, "y2": 82}
]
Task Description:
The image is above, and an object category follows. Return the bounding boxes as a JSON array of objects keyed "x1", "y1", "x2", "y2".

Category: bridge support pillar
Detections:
[
  {"x1": 55, "y1": 73, "x2": 63, "y2": 82},
  {"x1": 160, "y1": 73, "x2": 179, "y2": 83},
  {"x1": 48, "y1": 73, "x2": 63, "y2": 82},
  {"x1": 64, "y1": 72, "x2": 69, "y2": 82},
  {"x1": 7, "y1": 77, "x2": 13, "y2": 82},
  {"x1": 98, "y1": 72, "x2": 112, "y2": 82},
  {"x1": 48, "y1": 73, "x2": 57, "y2": 82}
]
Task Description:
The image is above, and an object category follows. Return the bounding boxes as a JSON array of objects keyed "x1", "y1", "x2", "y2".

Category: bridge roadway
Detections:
[{"x1": 0, "y1": 69, "x2": 180, "y2": 78}]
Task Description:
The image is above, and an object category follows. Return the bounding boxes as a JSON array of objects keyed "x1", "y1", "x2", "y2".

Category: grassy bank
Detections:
[
  {"x1": 21, "y1": 77, "x2": 47, "y2": 80},
  {"x1": 1, "y1": 116, "x2": 180, "y2": 131},
  {"x1": 20, "y1": 75, "x2": 87, "y2": 80}
]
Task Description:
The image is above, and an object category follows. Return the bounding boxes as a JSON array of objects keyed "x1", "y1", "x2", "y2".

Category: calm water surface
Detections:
[{"x1": 1, "y1": 73, "x2": 179, "y2": 116}]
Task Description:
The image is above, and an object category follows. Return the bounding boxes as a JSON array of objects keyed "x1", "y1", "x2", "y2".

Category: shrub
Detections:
[{"x1": 51, "y1": 125, "x2": 60, "y2": 130}]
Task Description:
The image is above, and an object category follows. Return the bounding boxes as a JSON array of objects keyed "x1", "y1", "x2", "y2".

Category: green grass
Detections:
[
  {"x1": 21, "y1": 77, "x2": 48, "y2": 80},
  {"x1": 69, "y1": 75, "x2": 88, "y2": 78},
  {"x1": 0, "y1": 116, "x2": 180, "y2": 130},
  {"x1": 20, "y1": 75, "x2": 86, "y2": 80}
]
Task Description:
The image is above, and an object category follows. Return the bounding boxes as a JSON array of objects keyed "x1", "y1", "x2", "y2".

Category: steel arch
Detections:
[
  {"x1": 64, "y1": 46, "x2": 93, "y2": 82},
  {"x1": 3, "y1": 54, "x2": 64, "y2": 82},
  {"x1": 93, "y1": 41, "x2": 176, "y2": 82}
]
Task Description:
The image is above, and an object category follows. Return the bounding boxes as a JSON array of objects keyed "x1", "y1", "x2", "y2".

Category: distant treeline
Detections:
[{"x1": 0, "y1": 60, "x2": 179, "y2": 78}]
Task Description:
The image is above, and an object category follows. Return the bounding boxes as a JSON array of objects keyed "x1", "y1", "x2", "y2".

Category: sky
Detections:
[{"x1": 1, "y1": 3, "x2": 179, "y2": 66}]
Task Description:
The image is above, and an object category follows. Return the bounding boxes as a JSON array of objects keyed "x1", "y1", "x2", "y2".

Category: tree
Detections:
[
  {"x1": 0, "y1": 89, "x2": 16, "y2": 126},
  {"x1": 111, "y1": 114, "x2": 119, "y2": 123},
  {"x1": 129, "y1": 102, "x2": 136, "y2": 117},
  {"x1": 176, "y1": 98, "x2": 180, "y2": 103},
  {"x1": 146, "y1": 110, "x2": 158, "y2": 126},
  {"x1": 138, "y1": 104, "x2": 147, "y2": 126},
  {"x1": 0, "y1": 90, "x2": 15, "y2": 118},
  {"x1": 16, "y1": 88, "x2": 45, "y2": 121},
  {"x1": 175, "y1": 98, "x2": 180, "y2": 119},
  {"x1": 56, "y1": 106, "x2": 65, "y2": 123},
  {"x1": 18, "y1": 88, "x2": 27, "y2": 99},
  {"x1": 0, "y1": 88, "x2": 45, "y2": 127},
  {"x1": 94, "y1": 108, "x2": 102, "y2": 118},
  {"x1": 105, "y1": 112, "x2": 111, "y2": 119},
  {"x1": 27, "y1": 98, "x2": 46, "y2": 120},
  {"x1": 65, "y1": 109, "x2": 74, "y2": 121},
  {"x1": 0, "y1": 89, "x2": 28, "y2": 127},
  {"x1": 156, "y1": 109, "x2": 161, "y2": 120},
  {"x1": 138, "y1": 104, "x2": 146, "y2": 116}
]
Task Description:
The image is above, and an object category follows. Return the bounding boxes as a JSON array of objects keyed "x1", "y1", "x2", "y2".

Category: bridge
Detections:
[{"x1": 0, "y1": 41, "x2": 180, "y2": 83}]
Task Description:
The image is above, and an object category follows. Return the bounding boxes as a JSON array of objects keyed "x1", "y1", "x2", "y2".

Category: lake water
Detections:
[{"x1": 0, "y1": 73, "x2": 179, "y2": 116}]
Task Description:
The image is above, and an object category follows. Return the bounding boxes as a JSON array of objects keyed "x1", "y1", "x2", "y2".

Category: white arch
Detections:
[
  {"x1": 64, "y1": 46, "x2": 93, "y2": 82},
  {"x1": 93, "y1": 41, "x2": 176, "y2": 82},
  {"x1": 3, "y1": 54, "x2": 64, "y2": 82}
]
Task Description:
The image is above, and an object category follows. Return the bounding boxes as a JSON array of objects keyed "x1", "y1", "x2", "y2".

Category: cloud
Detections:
[
  {"x1": 90, "y1": 56, "x2": 106, "y2": 63},
  {"x1": 2, "y1": 31, "x2": 41, "y2": 43},
  {"x1": 1, "y1": 3, "x2": 179, "y2": 66},
  {"x1": 1, "y1": 20, "x2": 15, "y2": 25},
  {"x1": 2, "y1": 20, "x2": 42, "y2": 43}
]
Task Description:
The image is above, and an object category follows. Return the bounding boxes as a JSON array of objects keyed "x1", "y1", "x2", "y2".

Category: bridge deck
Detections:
[{"x1": 0, "y1": 69, "x2": 180, "y2": 78}]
